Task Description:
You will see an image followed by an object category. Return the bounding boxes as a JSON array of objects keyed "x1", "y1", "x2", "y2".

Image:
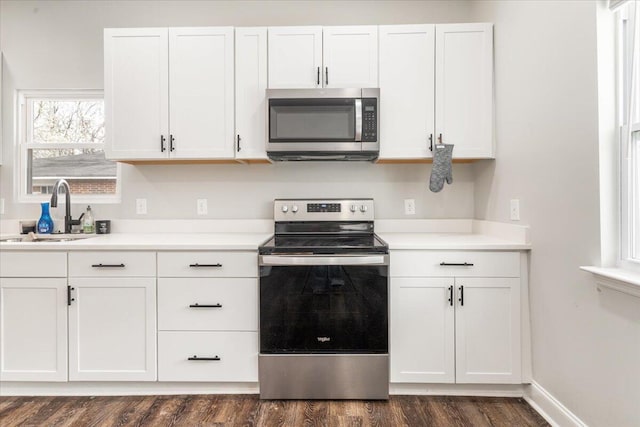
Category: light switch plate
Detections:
[
  {"x1": 0, "y1": 198, "x2": 4, "y2": 215},
  {"x1": 136, "y1": 198, "x2": 147, "y2": 215},
  {"x1": 197, "y1": 199, "x2": 208, "y2": 216}
]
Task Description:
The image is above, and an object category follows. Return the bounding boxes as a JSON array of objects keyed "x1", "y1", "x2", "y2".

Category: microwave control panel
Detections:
[{"x1": 362, "y1": 98, "x2": 378, "y2": 142}]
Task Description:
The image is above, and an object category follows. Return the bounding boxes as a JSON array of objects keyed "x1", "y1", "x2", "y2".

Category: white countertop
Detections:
[
  {"x1": 378, "y1": 232, "x2": 531, "y2": 250},
  {"x1": 0, "y1": 233, "x2": 272, "y2": 251}
]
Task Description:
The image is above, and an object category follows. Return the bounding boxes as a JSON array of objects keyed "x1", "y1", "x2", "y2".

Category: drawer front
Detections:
[
  {"x1": 158, "y1": 331, "x2": 258, "y2": 382},
  {"x1": 158, "y1": 278, "x2": 257, "y2": 331},
  {"x1": 157, "y1": 252, "x2": 257, "y2": 278},
  {"x1": 0, "y1": 252, "x2": 67, "y2": 277},
  {"x1": 68, "y1": 252, "x2": 156, "y2": 277},
  {"x1": 390, "y1": 251, "x2": 520, "y2": 278}
]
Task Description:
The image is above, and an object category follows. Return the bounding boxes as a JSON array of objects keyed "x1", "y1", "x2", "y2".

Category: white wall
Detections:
[
  {"x1": 0, "y1": 0, "x2": 475, "y2": 221},
  {"x1": 472, "y1": 1, "x2": 640, "y2": 426}
]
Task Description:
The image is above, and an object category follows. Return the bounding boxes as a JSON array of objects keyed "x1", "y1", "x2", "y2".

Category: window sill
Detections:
[{"x1": 580, "y1": 266, "x2": 640, "y2": 298}]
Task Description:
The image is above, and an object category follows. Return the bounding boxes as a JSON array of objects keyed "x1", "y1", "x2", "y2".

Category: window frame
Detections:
[
  {"x1": 617, "y1": 5, "x2": 640, "y2": 272},
  {"x1": 15, "y1": 89, "x2": 121, "y2": 204}
]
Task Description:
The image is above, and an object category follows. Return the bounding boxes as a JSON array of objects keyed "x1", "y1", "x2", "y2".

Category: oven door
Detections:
[{"x1": 259, "y1": 255, "x2": 388, "y2": 354}]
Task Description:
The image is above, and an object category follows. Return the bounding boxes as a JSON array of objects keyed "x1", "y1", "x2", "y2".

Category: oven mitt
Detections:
[{"x1": 429, "y1": 144, "x2": 454, "y2": 192}]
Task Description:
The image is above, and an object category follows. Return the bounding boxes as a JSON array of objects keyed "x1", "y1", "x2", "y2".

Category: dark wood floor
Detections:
[{"x1": 0, "y1": 394, "x2": 549, "y2": 427}]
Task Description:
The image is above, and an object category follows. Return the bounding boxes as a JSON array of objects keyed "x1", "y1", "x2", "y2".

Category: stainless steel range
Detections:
[{"x1": 258, "y1": 198, "x2": 389, "y2": 400}]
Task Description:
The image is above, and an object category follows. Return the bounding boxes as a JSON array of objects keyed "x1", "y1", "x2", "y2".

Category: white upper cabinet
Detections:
[
  {"x1": 268, "y1": 26, "x2": 323, "y2": 88},
  {"x1": 169, "y1": 27, "x2": 235, "y2": 159},
  {"x1": 105, "y1": 28, "x2": 169, "y2": 160},
  {"x1": 322, "y1": 26, "x2": 378, "y2": 88},
  {"x1": 105, "y1": 27, "x2": 234, "y2": 161},
  {"x1": 379, "y1": 23, "x2": 493, "y2": 160},
  {"x1": 268, "y1": 26, "x2": 378, "y2": 89},
  {"x1": 379, "y1": 24, "x2": 435, "y2": 159},
  {"x1": 235, "y1": 27, "x2": 269, "y2": 160},
  {"x1": 435, "y1": 23, "x2": 494, "y2": 158}
]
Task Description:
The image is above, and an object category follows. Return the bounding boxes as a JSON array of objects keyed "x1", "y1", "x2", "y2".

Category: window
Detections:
[
  {"x1": 17, "y1": 90, "x2": 120, "y2": 203},
  {"x1": 617, "y1": 3, "x2": 640, "y2": 269}
]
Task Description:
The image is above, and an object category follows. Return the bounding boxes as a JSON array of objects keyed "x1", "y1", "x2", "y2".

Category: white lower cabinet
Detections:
[
  {"x1": 0, "y1": 278, "x2": 68, "y2": 382},
  {"x1": 68, "y1": 277, "x2": 157, "y2": 381},
  {"x1": 390, "y1": 251, "x2": 522, "y2": 384},
  {"x1": 157, "y1": 251, "x2": 259, "y2": 382}
]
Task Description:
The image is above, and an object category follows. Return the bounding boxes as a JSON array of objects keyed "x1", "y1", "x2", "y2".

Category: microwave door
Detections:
[{"x1": 269, "y1": 98, "x2": 357, "y2": 143}]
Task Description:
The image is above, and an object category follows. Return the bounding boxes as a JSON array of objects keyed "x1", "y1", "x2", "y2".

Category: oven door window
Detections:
[
  {"x1": 269, "y1": 98, "x2": 356, "y2": 142},
  {"x1": 260, "y1": 265, "x2": 388, "y2": 354}
]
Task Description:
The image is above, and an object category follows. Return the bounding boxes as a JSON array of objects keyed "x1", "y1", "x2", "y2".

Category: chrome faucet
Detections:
[{"x1": 51, "y1": 179, "x2": 82, "y2": 234}]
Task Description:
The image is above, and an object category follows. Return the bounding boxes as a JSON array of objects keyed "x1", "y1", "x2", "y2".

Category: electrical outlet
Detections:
[
  {"x1": 136, "y1": 198, "x2": 147, "y2": 215},
  {"x1": 0, "y1": 198, "x2": 4, "y2": 215},
  {"x1": 510, "y1": 199, "x2": 520, "y2": 221},
  {"x1": 197, "y1": 199, "x2": 208, "y2": 216},
  {"x1": 404, "y1": 199, "x2": 416, "y2": 215}
]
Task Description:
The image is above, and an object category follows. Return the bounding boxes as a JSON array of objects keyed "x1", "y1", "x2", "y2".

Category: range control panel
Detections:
[{"x1": 274, "y1": 199, "x2": 375, "y2": 222}]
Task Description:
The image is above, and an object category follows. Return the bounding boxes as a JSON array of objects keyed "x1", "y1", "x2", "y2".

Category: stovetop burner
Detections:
[{"x1": 259, "y1": 233, "x2": 388, "y2": 255}]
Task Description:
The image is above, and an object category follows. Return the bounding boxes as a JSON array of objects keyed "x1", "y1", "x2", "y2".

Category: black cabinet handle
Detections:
[
  {"x1": 189, "y1": 263, "x2": 222, "y2": 268},
  {"x1": 438, "y1": 133, "x2": 443, "y2": 144},
  {"x1": 67, "y1": 286, "x2": 75, "y2": 305},
  {"x1": 440, "y1": 262, "x2": 474, "y2": 267},
  {"x1": 458, "y1": 285, "x2": 464, "y2": 306},
  {"x1": 189, "y1": 303, "x2": 222, "y2": 308},
  {"x1": 91, "y1": 263, "x2": 125, "y2": 268},
  {"x1": 188, "y1": 355, "x2": 220, "y2": 361},
  {"x1": 448, "y1": 285, "x2": 453, "y2": 306},
  {"x1": 170, "y1": 134, "x2": 175, "y2": 152},
  {"x1": 237, "y1": 135, "x2": 241, "y2": 152},
  {"x1": 325, "y1": 67, "x2": 329, "y2": 85},
  {"x1": 317, "y1": 67, "x2": 320, "y2": 85},
  {"x1": 160, "y1": 135, "x2": 166, "y2": 152},
  {"x1": 429, "y1": 134, "x2": 433, "y2": 151}
]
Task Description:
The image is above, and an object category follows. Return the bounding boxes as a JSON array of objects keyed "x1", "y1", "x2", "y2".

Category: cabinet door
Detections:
[
  {"x1": 322, "y1": 26, "x2": 378, "y2": 88},
  {"x1": 379, "y1": 25, "x2": 435, "y2": 159},
  {"x1": 0, "y1": 278, "x2": 67, "y2": 381},
  {"x1": 455, "y1": 277, "x2": 521, "y2": 384},
  {"x1": 268, "y1": 26, "x2": 323, "y2": 88},
  {"x1": 169, "y1": 27, "x2": 235, "y2": 159},
  {"x1": 435, "y1": 23, "x2": 493, "y2": 159},
  {"x1": 235, "y1": 27, "x2": 268, "y2": 160},
  {"x1": 104, "y1": 28, "x2": 169, "y2": 160},
  {"x1": 68, "y1": 278, "x2": 156, "y2": 381},
  {"x1": 390, "y1": 278, "x2": 454, "y2": 383}
]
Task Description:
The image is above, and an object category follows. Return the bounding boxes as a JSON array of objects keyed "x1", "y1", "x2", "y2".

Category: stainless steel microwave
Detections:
[{"x1": 266, "y1": 88, "x2": 380, "y2": 161}]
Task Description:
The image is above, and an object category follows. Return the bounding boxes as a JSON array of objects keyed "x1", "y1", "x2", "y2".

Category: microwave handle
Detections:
[{"x1": 355, "y1": 99, "x2": 362, "y2": 142}]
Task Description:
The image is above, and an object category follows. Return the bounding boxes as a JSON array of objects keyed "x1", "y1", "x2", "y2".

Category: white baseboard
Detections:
[
  {"x1": 390, "y1": 383, "x2": 524, "y2": 397},
  {"x1": 524, "y1": 381, "x2": 587, "y2": 427},
  {"x1": 0, "y1": 382, "x2": 259, "y2": 396}
]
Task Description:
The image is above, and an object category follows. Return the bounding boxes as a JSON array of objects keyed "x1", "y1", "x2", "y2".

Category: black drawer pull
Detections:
[
  {"x1": 189, "y1": 263, "x2": 222, "y2": 268},
  {"x1": 91, "y1": 263, "x2": 125, "y2": 268},
  {"x1": 189, "y1": 303, "x2": 222, "y2": 308},
  {"x1": 440, "y1": 262, "x2": 474, "y2": 267},
  {"x1": 188, "y1": 355, "x2": 220, "y2": 361}
]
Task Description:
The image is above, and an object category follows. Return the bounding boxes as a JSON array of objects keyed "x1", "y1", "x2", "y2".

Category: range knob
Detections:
[
  {"x1": 281, "y1": 205, "x2": 288, "y2": 213},
  {"x1": 360, "y1": 205, "x2": 368, "y2": 213},
  {"x1": 350, "y1": 205, "x2": 357, "y2": 213},
  {"x1": 292, "y1": 205, "x2": 299, "y2": 213}
]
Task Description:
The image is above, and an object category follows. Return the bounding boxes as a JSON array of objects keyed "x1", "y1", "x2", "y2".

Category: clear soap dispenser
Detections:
[{"x1": 83, "y1": 205, "x2": 95, "y2": 234}]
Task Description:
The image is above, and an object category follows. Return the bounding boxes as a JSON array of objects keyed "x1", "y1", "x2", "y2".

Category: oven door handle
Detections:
[{"x1": 259, "y1": 255, "x2": 388, "y2": 266}]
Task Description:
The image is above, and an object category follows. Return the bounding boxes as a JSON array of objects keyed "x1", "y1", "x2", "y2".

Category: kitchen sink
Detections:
[{"x1": 0, "y1": 234, "x2": 95, "y2": 243}]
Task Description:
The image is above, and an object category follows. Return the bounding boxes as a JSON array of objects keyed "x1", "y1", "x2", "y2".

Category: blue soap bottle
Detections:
[{"x1": 37, "y1": 202, "x2": 54, "y2": 234}]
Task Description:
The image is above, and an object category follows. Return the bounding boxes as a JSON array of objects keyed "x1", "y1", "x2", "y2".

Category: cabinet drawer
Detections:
[
  {"x1": 157, "y1": 252, "x2": 257, "y2": 278},
  {"x1": 0, "y1": 252, "x2": 67, "y2": 277},
  {"x1": 158, "y1": 331, "x2": 258, "y2": 382},
  {"x1": 391, "y1": 251, "x2": 520, "y2": 278},
  {"x1": 158, "y1": 278, "x2": 257, "y2": 331},
  {"x1": 68, "y1": 252, "x2": 156, "y2": 277}
]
